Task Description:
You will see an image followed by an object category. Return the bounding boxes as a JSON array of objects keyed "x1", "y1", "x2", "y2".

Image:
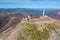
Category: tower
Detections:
[{"x1": 43, "y1": 9, "x2": 45, "y2": 16}]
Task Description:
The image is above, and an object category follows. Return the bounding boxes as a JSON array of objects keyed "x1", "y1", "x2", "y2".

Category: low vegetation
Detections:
[
  {"x1": 47, "y1": 23, "x2": 60, "y2": 33},
  {"x1": 18, "y1": 24, "x2": 51, "y2": 40},
  {"x1": 18, "y1": 23, "x2": 60, "y2": 40}
]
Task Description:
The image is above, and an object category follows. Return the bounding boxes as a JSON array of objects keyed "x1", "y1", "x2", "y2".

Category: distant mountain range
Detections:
[
  {"x1": 0, "y1": 8, "x2": 60, "y2": 20},
  {"x1": 46, "y1": 10, "x2": 60, "y2": 20}
]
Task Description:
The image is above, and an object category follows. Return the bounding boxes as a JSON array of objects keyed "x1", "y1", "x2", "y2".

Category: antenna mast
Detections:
[{"x1": 43, "y1": 9, "x2": 45, "y2": 16}]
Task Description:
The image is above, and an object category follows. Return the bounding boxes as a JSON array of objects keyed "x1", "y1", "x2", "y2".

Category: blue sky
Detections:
[{"x1": 0, "y1": 0, "x2": 60, "y2": 9}]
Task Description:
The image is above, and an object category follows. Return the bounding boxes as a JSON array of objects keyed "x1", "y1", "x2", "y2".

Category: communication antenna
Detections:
[{"x1": 43, "y1": 9, "x2": 45, "y2": 16}]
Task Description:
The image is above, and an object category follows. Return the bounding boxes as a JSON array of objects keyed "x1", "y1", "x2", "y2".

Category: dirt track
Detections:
[{"x1": 5, "y1": 19, "x2": 25, "y2": 40}]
